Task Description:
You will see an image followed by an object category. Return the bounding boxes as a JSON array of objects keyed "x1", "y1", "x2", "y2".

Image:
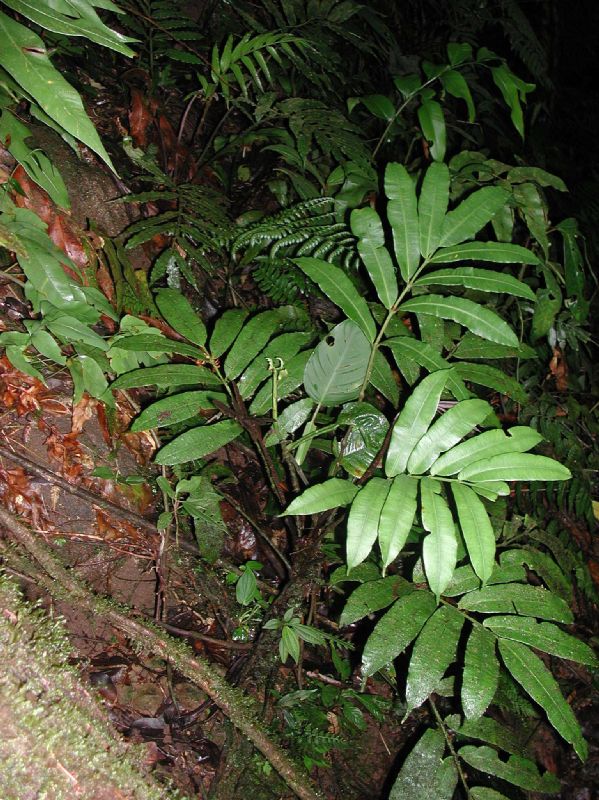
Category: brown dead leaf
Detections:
[
  {"x1": 72, "y1": 394, "x2": 98, "y2": 435},
  {"x1": 548, "y1": 346, "x2": 569, "y2": 391},
  {"x1": 0, "y1": 465, "x2": 48, "y2": 529}
]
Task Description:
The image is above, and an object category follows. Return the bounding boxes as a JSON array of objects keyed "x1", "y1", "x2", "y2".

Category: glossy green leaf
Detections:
[
  {"x1": 0, "y1": 11, "x2": 117, "y2": 170},
  {"x1": 155, "y1": 420, "x2": 242, "y2": 465},
  {"x1": 491, "y1": 63, "x2": 535, "y2": 139},
  {"x1": 407, "y1": 399, "x2": 490, "y2": 474},
  {"x1": 451, "y1": 483, "x2": 496, "y2": 584},
  {"x1": 440, "y1": 68, "x2": 475, "y2": 121},
  {"x1": 485, "y1": 617, "x2": 598, "y2": 666},
  {"x1": 458, "y1": 453, "x2": 571, "y2": 483},
  {"x1": 447, "y1": 42, "x2": 472, "y2": 65},
  {"x1": 418, "y1": 162, "x2": 449, "y2": 259},
  {"x1": 112, "y1": 334, "x2": 204, "y2": 359},
  {"x1": 155, "y1": 288, "x2": 207, "y2": 346},
  {"x1": 418, "y1": 98, "x2": 446, "y2": 162},
  {"x1": 337, "y1": 402, "x2": 389, "y2": 478},
  {"x1": 224, "y1": 310, "x2": 284, "y2": 379},
  {"x1": 431, "y1": 427, "x2": 543, "y2": 476},
  {"x1": 400, "y1": 295, "x2": 518, "y2": 347},
  {"x1": 378, "y1": 475, "x2": 418, "y2": 573},
  {"x1": 209, "y1": 309, "x2": 248, "y2": 357},
  {"x1": 283, "y1": 478, "x2": 359, "y2": 516},
  {"x1": 458, "y1": 584, "x2": 574, "y2": 624},
  {"x1": 30, "y1": 329, "x2": 66, "y2": 365},
  {"x1": 358, "y1": 93, "x2": 396, "y2": 119},
  {"x1": 428, "y1": 241, "x2": 541, "y2": 265},
  {"x1": 46, "y1": 314, "x2": 107, "y2": 351},
  {"x1": 514, "y1": 182, "x2": 550, "y2": 257},
  {"x1": 453, "y1": 332, "x2": 537, "y2": 360},
  {"x1": 421, "y1": 478, "x2": 457, "y2": 597},
  {"x1": 369, "y1": 349, "x2": 399, "y2": 406},
  {"x1": 4, "y1": 345, "x2": 44, "y2": 383},
  {"x1": 459, "y1": 746, "x2": 561, "y2": 792},
  {"x1": 303, "y1": 320, "x2": 371, "y2": 406},
  {"x1": 454, "y1": 362, "x2": 528, "y2": 404},
  {"x1": 362, "y1": 590, "x2": 437, "y2": 677},
  {"x1": 351, "y1": 206, "x2": 398, "y2": 308},
  {"x1": 454, "y1": 715, "x2": 529, "y2": 757},
  {"x1": 406, "y1": 605, "x2": 464, "y2": 711},
  {"x1": 346, "y1": 478, "x2": 390, "y2": 570},
  {"x1": 340, "y1": 575, "x2": 413, "y2": 626},
  {"x1": 507, "y1": 166, "x2": 567, "y2": 191},
  {"x1": 386, "y1": 370, "x2": 451, "y2": 477},
  {"x1": 439, "y1": 187, "x2": 508, "y2": 248},
  {"x1": 385, "y1": 162, "x2": 420, "y2": 281},
  {"x1": 111, "y1": 364, "x2": 221, "y2": 389},
  {"x1": 384, "y1": 338, "x2": 470, "y2": 400},
  {"x1": 264, "y1": 398, "x2": 314, "y2": 446},
  {"x1": 389, "y1": 728, "x2": 457, "y2": 800},
  {"x1": 498, "y1": 639, "x2": 587, "y2": 759},
  {"x1": 462, "y1": 625, "x2": 499, "y2": 718},
  {"x1": 443, "y1": 561, "x2": 525, "y2": 598},
  {"x1": 415, "y1": 266, "x2": 535, "y2": 300},
  {"x1": 131, "y1": 391, "x2": 225, "y2": 431},
  {"x1": 295, "y1": 257, "x2": 376, "y2": 341}
]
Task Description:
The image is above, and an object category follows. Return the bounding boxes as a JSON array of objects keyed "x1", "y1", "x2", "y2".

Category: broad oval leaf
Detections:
[
  {"x1": 303, "y1": 320, "x2": 371, "y2": 406},
  {"x1": 431, "y1": 427, "x2": 543, "y2": 477},
  {"x1": 428, "y1": 241, "x2": 541, "y2": 265},
  {"x1": 439, "y1": 186, "x2": 508, "y2": 248},
  {"x1": 406, "y1": 605, "x2": 464, "y2": 711},
  {"x1": 385, "y1": 162, "x2": 420, "y2": 281},
  {"x1": 340, "y1": 576, "x2": 413, "y2": 626},
  {"x1": 111, "y1": 364, "x2": 221, "y2": 389},
  {"x1": 378, "y1": 475, "x2": 418, "y2": 573},
  {"x1": 451, "y1": 483, "x2": 496, "y2": 584},
  {"x1": 362, "y1": 590, "x2": 437, "y2": 677},
  {"x1": 399, "y1": 295, "x2": 519, "y2": 347},
  {"x1": 283, "y1": 478, "x2": 359, "y2": 516},
  {"x1": 407, "y1": 399, "x2": 490, "y2": 474},
  {"x1": 346, "y1": 478, "x2": 390, "y2": 571},
  {"x1": 458, "y1": 584, "x2": 574, "y2": 624},
  {"x1": 295, "y1": 257, "x2": 376, "y2": 341},
  {"x1": 421, "y1": 478, "x2": 458, "y2": 598},
  {"x1": 484, "y1": 617, "x2": 598, "y2": 666},
  {"x1": 389, "y1": 728, "x2": 457, "y2": 800},
  {"x1": 385, "y1": 370, "x2": 451, "y2": 477},
  {"x1": 462, "y1": 625, "x2": 499, "y2": 718},
  {"x1": 458, "y1": 453, "x2": 572, "y2": 483},
  {"x1": 131, "y1": 391, "x2": 225, "y2": 431},
  {"x1": 155, "y1": 420, "x2": 242, "y2": 465},
  {"x1": 415, "y1": 266, "x2": 535, "y2": 300},
  {"x1": 498, "y1": 639, "x2": 587, "y2": 760},
  {"x1": 351, "y1": 206, "x2": 398, "y2": 308},
  {"x1": 459, "y1": 746, "x2": 561, "y2": 792},
  {"x1": 418, "y1": 162, "x2": 449, "y2": 258},
  {"x1": 155, "y1": 288, "x2": 207, "y2": 346}
]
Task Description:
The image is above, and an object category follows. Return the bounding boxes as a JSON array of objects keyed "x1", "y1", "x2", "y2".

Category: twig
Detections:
[{"x1": 0, "y1": 503, "x2": 324, "y2": 800}]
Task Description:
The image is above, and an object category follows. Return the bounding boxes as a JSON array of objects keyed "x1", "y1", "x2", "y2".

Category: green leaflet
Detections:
[
  {"x1": 440, "y1": 68, "x2": 475, "y2": 121},
  {"x1": 451, "y1": 483, "x2": 496, "y2": 584},
  {"x1": 418, "y1": 162, "x2": 449, "y2": 258},
  {"x1": 498, "y1": 639, "x2": 587, "y2": 760},
  {"x1": 453, "y1": 332, "x2": 536, "y2": 360},
  {"x1": 459, "y1": 746, "x2": 561, "y2": 792},
  {"x1": 454, "y1": 362, "x2": 528, "y2": 404},
  {"x1": 369, "y1": 349, "x2": 400, "y2": 406},
  {"x1": 439, "y1": 186, "x2": 508, "y2": 248},
  {"x1": 264, "y1": 398, "x2": 314, "y2": 446},
  {"x1": 421, "y1": 478, "x2": 457, "y2": 598},
  {"x1": 111, "y1": 364, "x2": 221, "y2": 389},
  {"x1": 458, "y1": 453, "x2": 572, "y2": 483},
  {"x1": 303, "y1": 320, "x2": 371, "y2": 405},
  {"x1": 458, "y1": 583, "x2": 574, "y2": 624},
  {"x1": 155, "y1": 420, "x2": 242, "y2": 466},
  {"x1": 407, "y1": 399, "x2": 490, "y2": 474},
  {"x1": 0, "y1": 11, "x2": 117, "y2": 171},
  {"x1": 484, "y1": 617, "x2": 598, "y2": 666},
  {"x1": 112, "y1": 334, "x2": 205, "y2": 359},
  {"x1": 453, "y1": 715, "x2": 529, "y2": 757},
  {"x1": 377, "y1": 475, "x2": 418, "y2": 573},
  {"x1": 428, "y1": 241, "x2": 541, "y2": 265},
  {"x1": 362, "y1": 590, "x2": 437, "y2": 677},
  {"x1": 406, "y1": 605, "x2": 464, "y2": 711},
  {"x1": 462, "y1": 625, "x2": 499, "y2": 718},
  {"x1": 430, "y1": 426, "x2": 544, "y2": 477},
  {"x1": 417, "y1": 98, "x2": 446, "y2": 162},
  {"x1": 389, "y1": 728, "x2": 457, "y2": 800},
  {"x1": 385, "y1": 370, "x2": 451, "y2": 477},
  {"x1": 470, "y1": 789, "x2": 510, "y2": 800},
  {"x1": 224, "y1": 310, "x2": 284, "y2": 379},
  {"x1": 399, "y1": 295, "x2": 519, "y2": 347},
  {"x1": 346, "y1": 477, "x2": 390, "y2": 570},
  {"x1": 155, "y1": 289, "x2": 207, "y2": 346},
  {"x1": 351, "y1": 206, "x2": 398, "y2": 308},
  {"x1": 295, "y1": 257, "x2": 376, "y2": 341},
  {"x1": 131, "y1": 391, "x2": 225, "y2": 431},
  {"x1": 283, "y1": 478, "x2": 359, "y2": 516},
  {"x1": 383, "y1": 338, "x2": 470, "y2": 400},
  {"x1": 209, "y1": 309, "x2": 249, "y2": 357},
  {"x1": 340, "y1": 576, "x2": 413, "y2": 626},
  {"x1": 414, "y1": 266, "x2": 535, "y2": 300},
  {"x1": 46, "y1": 314, "x2": 108, "y2": 351},
  {"x1": 385, "y1": 162, "x2": 420, "y2": 281}
]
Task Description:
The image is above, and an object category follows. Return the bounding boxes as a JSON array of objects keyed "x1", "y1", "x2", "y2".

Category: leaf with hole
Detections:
[{"x1": 303, "y1": 320, "x2": 371, "y2": 405}]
